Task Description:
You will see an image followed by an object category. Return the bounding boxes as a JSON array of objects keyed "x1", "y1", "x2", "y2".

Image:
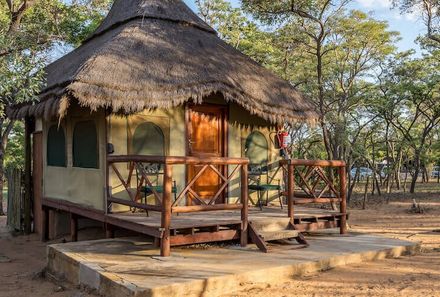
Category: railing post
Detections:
[
  {"x1": 339, "y1": 164, "x2": 347, "y2": 234},
  {"x1": 160, "y1": 163, "x2": 173, "y2": 256},
  {"x1": 240, "y1": 164, "x2": 249, "y2": 247},
  {"x1": 287, "y1": 163, "x2": 294, "y2": 224}
]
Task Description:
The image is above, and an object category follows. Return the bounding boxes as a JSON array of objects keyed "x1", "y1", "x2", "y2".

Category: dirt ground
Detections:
[
  {"x1": 224, "y1": 182, "x2": 440, "y2": 297},
  {"x1": 0, "y1": 216, "x2": 97, "y2": 297},
  {"x1": 0, "y1": 183, "x2": 440, "y2": 297}
]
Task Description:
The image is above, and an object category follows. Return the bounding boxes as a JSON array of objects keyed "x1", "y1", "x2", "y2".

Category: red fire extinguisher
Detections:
[
  {"x1": 277, "y1": 131, "x2": 290, "y2": 149},
  {"x1": 275, "y1": 129, "x2": 291, "y2": 158}
]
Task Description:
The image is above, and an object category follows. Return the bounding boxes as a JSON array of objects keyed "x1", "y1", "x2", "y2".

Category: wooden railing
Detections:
[
  {"x1": 279, "y1": 159, "x2": 347, "y2": 234},
  {"x1": 107, "y1": 155, "x2": 249, "y2": 256}
]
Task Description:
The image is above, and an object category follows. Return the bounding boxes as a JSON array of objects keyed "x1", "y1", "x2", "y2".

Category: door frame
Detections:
[{"x1": 184, "y1": 103, "x2": 229, "y2": 205}]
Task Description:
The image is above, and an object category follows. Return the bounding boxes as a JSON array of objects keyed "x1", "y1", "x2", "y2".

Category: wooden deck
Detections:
[
  {"x1": 41, "y1": 157, "x2": 348, "y2": 256},
  {"x1": 108, "y1": 206, "x2": 345, "y2": 232},
  {"x1": 42, "y1": 196, "x2": 347, "y2": 253}
]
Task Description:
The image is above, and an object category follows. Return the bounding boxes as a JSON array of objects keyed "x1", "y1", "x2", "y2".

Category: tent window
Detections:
[
  {"x1": 73, "y1": 120, "x2": 98, "y2": 169},
  {"x1": 132, "y1": 122, "x2": 165, "y2": 155},
  {"x1": 47, "y1": 125, "x2": 66, "y2": 167},
  {"x1": 245, "y1": 131, "x2": 268, "y2": 165}
]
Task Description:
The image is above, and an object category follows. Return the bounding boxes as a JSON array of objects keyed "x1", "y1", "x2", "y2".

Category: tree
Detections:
[
  {"x1": 242, "y1": 0, "x2": 350, "y2": 161},
  {"x1": 195, "y1": 0, "x2": 276, "y2": 66},
  {"x1": 0, "y1": 0, "x2": 112, "y2": 215},
  {"x1": 380, "y1": 53, "x2": 440, "y2": 193},
  {"x1": 4, "y1": 122, "x2": 24, "y2": 171},
  {"x1": 393, "y1": 0, "x2": 440, "y2": 45},
  {"x1": 242, "y1": 2, "x2": 397, "y2": 165}
]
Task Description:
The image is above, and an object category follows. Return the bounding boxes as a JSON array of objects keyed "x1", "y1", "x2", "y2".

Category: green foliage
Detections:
[
  {"x1": 0, "y1": 0, "x2": 112, "y2": 110},
  {"x1": 201, "y1": 0, "x2": 440, "y2": 193},
  {"x1": 4, "y1": 122, "x2": 24, "y2": 170},
  {"x1": 392, "y1": 0, "x2": 440, "y2": 45},
  {"x1": 0, "y1": 0, "x2": 112, "y2": 182},
  {"x1": 195, "y1": 0, "x2": 276, "y2": 66}
]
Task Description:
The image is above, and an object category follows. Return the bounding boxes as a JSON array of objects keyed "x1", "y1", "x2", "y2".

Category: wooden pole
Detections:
[
  {"x1": 240, "y1": 164, "x2": 248, "y2": 247},
  {"x1": 41, "y1": 206, "x2": 49, "y2": 241},
  {"x1": 287, "y1": 164, "x2": 294, "y2": 224},
  {"x1": 70, "y1": 213, "x2": 78, "y2": 242},
  {"x1": 339, "y1": 165, "x2": 347, "y2": 234},
  {"x1": 153, "y1": 237, "x2": 160, "y2": 248},
  {"x1": 105, "y1": 110, "x2": 111, "y2": 214},
  {"x1": 160, "y1": 164, "x2": 172, "y2": 257},
  {"x1": 24, "y1": 117, "x2": 34, "y2": 234},
  {"x1": 32, "y1": 132, "x2": 43, "y2": 234},
  {"x1": 105, "y1": 224, "x2": 115, "y2": 239}
]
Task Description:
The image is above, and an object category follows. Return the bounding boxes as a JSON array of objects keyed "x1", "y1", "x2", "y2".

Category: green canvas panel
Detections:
[
  {"x1": 73, "y1": 120, "x2": 98, "y2": 169},
  {"x1": 132, "y1": 122, "x2": 165, "y2": 155},
  {"x1": 245, "y1": 131, "x2": 268, "y2": 165},
  {"x1": 47, "y1": 125, "x2": 66, "y2": 167}
]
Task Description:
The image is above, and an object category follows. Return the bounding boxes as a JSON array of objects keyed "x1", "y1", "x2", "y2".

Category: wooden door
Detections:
[{"x1": 187, "y1": 104, "x2": 227, "y2": 204}]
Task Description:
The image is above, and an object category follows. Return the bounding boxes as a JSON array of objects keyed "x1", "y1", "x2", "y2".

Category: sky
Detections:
[{"x1": 183, "y1": 0, "x2": 426, "y2": 55}]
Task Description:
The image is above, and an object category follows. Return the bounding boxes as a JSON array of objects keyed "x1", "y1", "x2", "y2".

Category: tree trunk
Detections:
[
  {"x1": 370, "y1": 135, "x2": 379, "y2": 195},
  {"x1": 410, "y1": 152, "x2": 421, "y2": 194},
  {"x1": 403, "y1": 167, "x2": 408, "y2": 193},
  {"x1": 363, "y1": 176, "x2": 370, "y2": 210},
  {"x1": 395, "y1": 149, "x2": 403, "y2": 190},
  {"x1": 374, "y1": 173, "x2": 382, "y2": 196},
  {"x1": 0, "y1": 119, "x2": 14, "y2": 216},
  {"x1": 385, "y1": 123, "x2": 391, "y2": 193},
  {"x1": 424, "y1": 167, "x2": 429, "y2": 183},
  {"x1": 348, "y1": 165, "x2": 360, "y2": 202},
  {"x1": 0, "y1": 149, "x2": 4, "y2": 216}
]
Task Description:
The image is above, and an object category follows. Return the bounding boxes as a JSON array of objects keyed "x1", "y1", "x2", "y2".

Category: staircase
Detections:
[{"x1": 248, "y1": 218, "x2": 308, "y2": 253}]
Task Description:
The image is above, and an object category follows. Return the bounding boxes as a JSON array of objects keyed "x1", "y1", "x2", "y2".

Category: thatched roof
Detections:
[{"x1": 8, "y1": 0, "x2": 318, "y2": 124}]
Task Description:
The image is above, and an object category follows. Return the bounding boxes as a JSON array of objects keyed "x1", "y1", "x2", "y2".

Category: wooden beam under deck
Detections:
[
  {"x1": 42, "y1": 197, "x2": 347, "y2": 250},
  {"x1": 43, "y1": 197, "x2": 106, "y2": 222},
  {"x1": 170, "y1": 230, "x2": 239, "y2": 246},
  {"x1": 172, "y1": 204, "x2": 242, "y2": 213},
  {"x1": 42, "y1": 197, "x2": 162, "y2": 238}
]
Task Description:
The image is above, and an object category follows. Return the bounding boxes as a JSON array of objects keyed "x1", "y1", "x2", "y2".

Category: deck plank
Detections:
[{"x1": 107, "y1": 206, "x2": 343, "y2": 230}]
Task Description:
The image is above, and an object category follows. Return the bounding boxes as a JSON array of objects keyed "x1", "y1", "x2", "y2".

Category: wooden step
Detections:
[
  {"x1": 258, "y1": 229, "x2": 300, "y2": 241},
  {"x1": 249, "y1": 218, "x2": 291, "y2": 232}
]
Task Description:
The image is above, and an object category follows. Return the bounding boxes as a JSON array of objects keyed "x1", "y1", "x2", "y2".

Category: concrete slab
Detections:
[{"x1": 46, "y1": 232, "x2": 420, "y2": 297}]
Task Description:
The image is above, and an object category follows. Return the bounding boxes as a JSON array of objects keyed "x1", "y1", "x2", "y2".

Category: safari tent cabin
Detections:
[{"x1": 8, "y1": 0, "x2": 347, "y2": 256}]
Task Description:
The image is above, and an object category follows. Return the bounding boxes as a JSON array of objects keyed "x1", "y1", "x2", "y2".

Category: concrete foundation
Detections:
[{"x1": 46, "y1": 232, "x2": 419, "y2": 297}]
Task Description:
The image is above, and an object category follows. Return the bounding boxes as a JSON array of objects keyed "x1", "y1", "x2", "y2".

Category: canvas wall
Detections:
[{"x1": 43, "y1": 105, "x2": 106, "y2": 211}]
